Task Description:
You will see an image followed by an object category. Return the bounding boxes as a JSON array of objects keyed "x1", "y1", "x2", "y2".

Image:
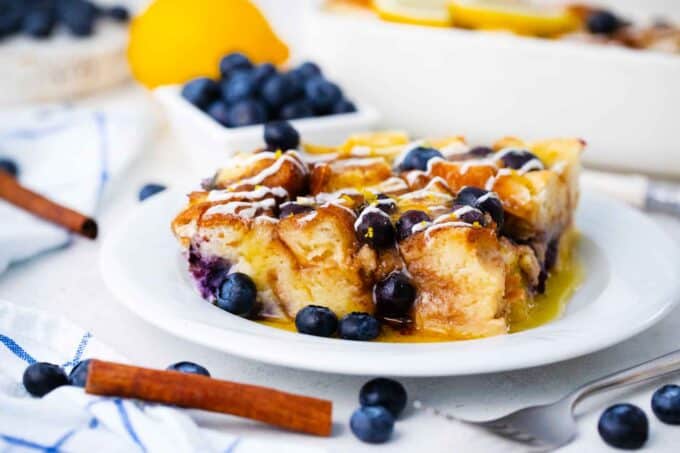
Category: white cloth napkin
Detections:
[
  {"x1": 0, "y1": 299, "x2": 325, "y2": 453},
  {"x1": 0, "y1": 103, "x2": 152, "y2": 275}
]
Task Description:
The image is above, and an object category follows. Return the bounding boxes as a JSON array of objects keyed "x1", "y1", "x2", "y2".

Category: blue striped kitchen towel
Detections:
[
  {"x1": 0, "y1": 300, "x2": 326, "y2": 453},
  {"x1": 0, "y1": 103, "x2": 153, "y2": 275}
]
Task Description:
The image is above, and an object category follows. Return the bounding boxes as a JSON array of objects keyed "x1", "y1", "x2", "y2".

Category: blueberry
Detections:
[
  {"x1": 587, "y1": 10, "x2": 622, "y2": 35},
  {"x1": 373, "y1": 194, "x2": 397, "y2": 214},
  {"x1": 23, "y1": 362, "x2": 68, "y2": 397},
  {"x1": 295, "y1": 305, "x2": 338, "y2": 337},
  {"x1": 467, "y1": 146, "x2": 493, "y2": 158},
  {"x1": 373, "y1": 272, "x2": 416, "y2": 319},
  {"x1": 399, "y1": 146, "x2": 443, "y2": 171},
  {"x1": 206, "y1": 100, "x2": 230, "y2": 126},
  {"x1": 452, "y1": 204, "x2": 486, "y2": 226},
  {"x1": 355, "y1": 210, "x2": 395, "y2": 249},
  {"x1": 395, "y1": 210, "x2": 430, "y2": 241},
  {"x1": 304, "y1": 77, "x2": 342, "y2": 114},
  {"x1": 499, "y1": 149, "x2": 542, "y2": 171},
  {"x1": 181, "y1": 77, "x2": 220, "y2": 110},
  {"x1": 455, "y1": 187, "x2": 504, "y2": 229},
  {"x1": 260, "y1": 74, "x2": 297, "y2": 109},
  {"x1": 296, "y1": 61, "x2": 322, "y2": 80},
  {"x1": 279, "y1": 202, "x2": 313, "y2": 218},
  {"x1": 58, "y1": 0, "x2": 98, "y2": 37},
  {"x1": 216, "y1": 272, "x2": 257, "y2": 316},
  {"x1": 331, "y1": 99, "x2": 357, "y2": 114},
  {"x1": 167, "y1": 361, "x2": 211, "y2": 377},
  {"x1": 251, "y1": 63, "x2": 277, "y2": 87},
  {"x1": 22, "y1": 8, "x2": 55, "y2": 38},
  {"x1": 339, "y1": 313, "x2": 380, "y2": 341},
  {"x1": 359, "y1": 377, "x2": 408, "y2": 418},
  {"x1": 264, "y1": 120, "x2": 300, "y2": 151},
  {"x1": 138, "y1": 183, "x2": 166, "y2": 201},
  {"x1": 0, "y1": 0, "x2": 24, "y2": 38},
  {"x1": 219, "y1": 52, "x2": 253, "y2": 78},
  {"x1": 652, "y1": 384, "x2": 680, "y2": 424},
  {"x1": 350, "y1": 406, "x2": 394, "y2": 444},
  {"x1": 221, "y1": 71, "x2": 257, "y2": 104},
  {"x1": 0, "y1": 157, "x2": 19, "y2": 177},
  {"x1": 598, "y1": 404, "x2": 648, "y2": 450},
  {"x1": 279, "y1": 100, "x2": 315, "y2": 120},
  {"x1": 107, "y1": 5, "x2": 130, "y2": 22},
  {"x1": 68, "y1": 359, "x2": 91, "y2": 387},
  {"x1": 226, "y1": 100, "x2": 268, "y2": 127}
]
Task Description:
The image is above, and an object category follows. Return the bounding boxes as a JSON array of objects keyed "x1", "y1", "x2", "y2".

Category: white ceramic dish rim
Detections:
[{"x1": 101, "y1": 190, "x2": 680, "y2": 376}]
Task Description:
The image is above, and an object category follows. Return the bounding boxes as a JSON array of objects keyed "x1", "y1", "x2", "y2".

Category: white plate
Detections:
[
  {"x1": 154, "y1": 85, "x2": 380, "y2": 175},
  {"x1": 101, "y1": 190, "x2": 680, "y2": 376}
]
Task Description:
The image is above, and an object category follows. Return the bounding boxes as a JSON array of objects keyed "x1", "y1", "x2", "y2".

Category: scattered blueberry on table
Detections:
[
  {"x1": 216, "y1": 272, "x2": 257, "y2": 316},
  {"x1": 0, "y1": 157, "x2": 19, "y2": 177},
  {"x1": 359, "y1": 378, "x2": 408, "y2": 418},
  {"x1": 587, "y1": 10, "x2": 623, "y2": 35},
  {"x1": 68, "y1": 359, "x2": 92, "y2": 387},
  {"x1": 598, "y1": 403, "x2": 648, "y2": 450},
  {"x1": 264, "y1": 120, "x2": 300, "y2": 151},
  {"x1": 167, "y1": 361, "x2": 211, "y2": 377},
  {"x1": 295, "y1": 305, "x2": 338, "y2": 337},
  {"x1": 181, "y1": 53, "x2": 358, "y2": 128},
  {"x1": 138, "y1": 183, "x2": 166, "y2": 201},
  {"x1": 23, "y1": 362, "x2": 69, "y2": 397},
  {"x1": 398, "y1": 146, "x2": 443, "y2": 171},
  {"x1": 350, "y1": 405, "x2": 395, "y2": 444},
  {"x1": 652, "y1": 384, "x2": 680, "y2": 425},
  {"x1": 338, "y1": 313, "x2": 381, "y2": 341}
]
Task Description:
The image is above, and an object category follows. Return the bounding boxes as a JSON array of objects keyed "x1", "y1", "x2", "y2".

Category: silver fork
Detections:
[{"x1": 414, "y1": 349, "x2": 680, "y2": 451}]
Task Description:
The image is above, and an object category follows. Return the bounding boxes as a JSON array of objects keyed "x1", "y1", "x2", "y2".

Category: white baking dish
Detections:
[
  {"x1": 304, "y1": 8, "x2": 680, "y2": 176},
  {"x1": 154, "y1": 84, "x2": 380, "y2": 175}
]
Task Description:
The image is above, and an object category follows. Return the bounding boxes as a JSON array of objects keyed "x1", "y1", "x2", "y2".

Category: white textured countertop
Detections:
[{"x1": 2, "y1": 94, "x2": 680, "y2": 453}]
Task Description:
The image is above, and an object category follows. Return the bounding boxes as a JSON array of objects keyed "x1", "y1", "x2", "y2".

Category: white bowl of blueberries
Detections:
[{"x1": 154, "y1": 52, "x2": 380, "y2": 174}]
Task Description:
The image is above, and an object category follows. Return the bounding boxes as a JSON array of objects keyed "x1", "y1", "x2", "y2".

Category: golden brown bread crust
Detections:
[{"x1": 172, "y1": 132, "x2": 582, "y2": 339}]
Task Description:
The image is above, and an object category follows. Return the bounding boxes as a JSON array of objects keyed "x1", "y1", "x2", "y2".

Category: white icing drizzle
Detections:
[
  {"x1": 233, "y1": 151, "x2": 308, "y2": 188},
  {"x1": 315, "y1": 188, "x2": 360, "y2": 204},
  {"x1": 349, "y1": 145, "x2": 372, "y2": 156},
  {"x1": 204, "y1": 198, "x2": 277, "y2": 219},
  {"x1": 484, "y1": 168, "x2": 512, "y2": 191},
  {"x1": 452, "y1": 205, "x2": 477, "y2": 217},
  {"x1": 397, "y1": 177, "x2": 453, "y2": 202},
  {"x1": 372, "y1": 176, "x2": 409, "y2": 193},
  {"x1": 353, "y1": 205, "x2": 390, "y2": 230},
  {"x1": 207, "y1": 186, "x2": 288, "y2": 202},
  {"x1": 439, "y1": 141, "x2": 469, "y2": 158},
  {"x1": 330, "y1": 157, "x2": 386, "y2": 170},
  {"x1": 518, "y1": 158, "x2": 545, "y2": 173},
  {"x1": 322, "y1": 201, "x2": 356, "y2": 217},
  {"x1": 476, "y1": 191, "x2": 499, "y2": 204},
  {"x1": 405, "y1": 170, "x2": 426, "y2": 186}
]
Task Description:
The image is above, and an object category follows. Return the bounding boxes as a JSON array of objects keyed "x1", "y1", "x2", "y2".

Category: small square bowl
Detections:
[{"x1": 154, "y1": 84, "x2": 381, "y2": 175}]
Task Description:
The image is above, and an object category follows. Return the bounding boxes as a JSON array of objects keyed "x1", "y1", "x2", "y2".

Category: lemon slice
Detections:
[
  {"x1": 448, "y1": 0, "x2": 580, "y2": 37},
  {"x1": 373, "y1": 0, "x2": 452, "y2": 27}
]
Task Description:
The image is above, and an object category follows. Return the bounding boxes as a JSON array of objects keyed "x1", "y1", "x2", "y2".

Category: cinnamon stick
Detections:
[
  {"x1": 0, "y1": 171, "x2": 97, "y2": 239},
  {"x1": 85, "y1": 360, "x2": 333, "y2": 437}
]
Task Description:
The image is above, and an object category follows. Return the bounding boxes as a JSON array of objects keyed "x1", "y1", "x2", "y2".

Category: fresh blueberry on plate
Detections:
[
  {"x1": 182, "y1": 77, "x2": 220, "y2": 110},
  {"x1": 332, "y1": 99, "x2": 357, "y2": 114},
  {"x1": 0, "y1": 157, "x2": 19, "y2": 177},
  {"x1": 598, "y1": 403, "x2": 648, "y2": 450},
  {"x1": 455, "y1": 187, "x2": 504, "y2": 229},
  {"x1": 226, "y1": 100, "x2": 268, "y2": 127},
  {"x1": 68, "y1": 359, "x2": 91, "y2": 387},
  {"x1": 350, "y1": 405, "x2": 395, "y2": 444},
  {"x1": 652, "y1": 384, "x2": 680, "y2": 424},
  {"x1": 279, "y1": 100, "x2": 315, "y2": 120},
  {"x1": 138, "y1": 183, "x2": 166, "y2": 201},
  {"x1": 107, "y1": 5, "x2": 130, "y2": 23},
  {"x1": 264, "y1": 120, "x2": 300, "y2": 151},
  {"x1": 167, "y1": 361, "x2": 211, "y2": 377},
  {"x1": 279, "y1": 202, "x2": 314, "y2": 218},
  {"x1": 206, "y1": 100, "x2": 231, "y2": 126},
  {"x1": 221, "y1": 71, "x2": 257, "y2": 104},
  {"x1": 587, "y1": 10, "x2": 622, "y2": 35},
  {"x1": 260, "y1": 74, "x2": 296, "y2": 109},
  {"x1": 219, "y1": 52, "x2": 253, "y2": 78},
  {"x1": 499, "y1": 149, "x2": 543, "y2": 171},
  {"x1": 216, "y1": 272, "x2": 257, "y2": 316},
  {"x1": 395, "y1": 210, "x2": 430, "y2": 241},
  {"x1": 23, "y1": 362, "x2": 68, "y2": 397},
  {"x1": 295, "y1": 61, "x2": 322, "y2": 80},
  {"x1": 295, "y1": 305, "x2": 338, "y2": 337},
  {"x1": 22, "y1": 8, "x2": 55, "y2": 38},
  {"x1": 359, "y1": 377, "x2": 408, "y2": 418},
  {"x1": 304, "y1": 77, "x2": 342, "y2": 114},
  {"x1": 355, "y1": 210, "x2": 395, "y2": 249},
  {"x1": 374, "y1": 272, "x2": 416, "y2": 319},
  {"x1": 339, "y1": 313, "x2": 381, "y2": 341},
  {"x1": 399, "y1": 146, "x2": 443, "y2": 172}
]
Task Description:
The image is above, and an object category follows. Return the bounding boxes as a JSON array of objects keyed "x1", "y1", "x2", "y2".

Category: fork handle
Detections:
[{"x1": 569, "y1": 349, "x2": 680, "y2": 406}]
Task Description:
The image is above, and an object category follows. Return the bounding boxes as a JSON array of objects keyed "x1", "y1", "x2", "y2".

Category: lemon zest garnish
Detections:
[
  {"x1": 366, "y1": 227, "x2": 374, "y2": 239},
  {"x1": 254, "y1": 185, "x2": 264, "y2": 191},
  {"x1": 274, "y1": 149, "x2": 283, "y2": 158},
  {"x1": 341, "y1": 194, "x2": 354, "y2": 204},
  {"x1": 472, "y1": 221, "x2": 481, "y2": 228}
]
